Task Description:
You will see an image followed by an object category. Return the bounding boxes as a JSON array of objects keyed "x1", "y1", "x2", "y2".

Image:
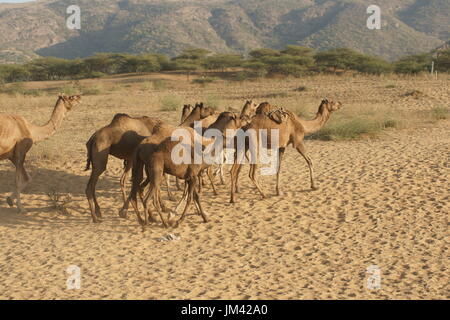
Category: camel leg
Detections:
[
  {"x1": 296, "y1": 142, "x2": 316, "y2": 190},
  {"x1": 85, "y1": 151, "x2": 108, "y2": 223},
  {"x1": 249, "y1": 163, "x2": 266, "y2": 199},
  {"x1": 206, "y1": 167, "x2": 218, "y2": 195},
  {"x1": 229, "y1": 162, "x2": 241, "y2": 203},
  {"x1": 129, "y1": 189, "x2": 145, "y2": 226},
  {"x1": 8, "y1": 141, "x2": 32, "y2": 213},
  {"x1": 276, "y1": 147, "x2": 285, "y2": 196},
  {"x1": 118, "y1": 160, "x2": 132, "y2": 217},
  {"x1": 175, "y1": 177, "x2": 182, "y2": 191},
  {"x1": 176, "y1": 180, "x2": 194, "y2": 227},
  {"x1": 174, "y1": 181, "x2": 188, "y2": 214},
  {"x1": 164, "y1": 174, "x2": 175, "y2": 201},
  {"x1": 193, "y1": 183, "x2": 208, "y2": 223},
  {"x1": 119, "y1": 160, "x2": 131, "y2": 204}
]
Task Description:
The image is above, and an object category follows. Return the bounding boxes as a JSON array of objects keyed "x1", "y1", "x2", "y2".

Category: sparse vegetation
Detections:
[
  {"x1": 160, "y1": 94, "x2": 183, "y2": 111},
  {"x1": 429, "y1": 106, "x2": 449, "y2": 121},
  {"x1": 47, "y1": 190, "x2": 73, "y2": 215}
]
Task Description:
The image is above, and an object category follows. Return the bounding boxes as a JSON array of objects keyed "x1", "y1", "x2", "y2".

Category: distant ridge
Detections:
[{"x1": 0, "y1": 0, "x2": 448, "y2": 63}]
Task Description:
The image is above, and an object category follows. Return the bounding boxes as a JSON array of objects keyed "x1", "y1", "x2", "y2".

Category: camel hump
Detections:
[
  {"x1": 111, "y1": 113, "x2": 131, "y2": 123},
  {"x1": 255, "y1": 103, "x2": 290, "y2": 124}
]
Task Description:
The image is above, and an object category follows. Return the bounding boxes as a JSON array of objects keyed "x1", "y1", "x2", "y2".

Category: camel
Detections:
[
  {"x1": 206, "y1": 110, "x2": 253, "y2": 185},
  {"x1": 0, "y1": 94, "x2": 81, "y2": 212},
  {"x1": 175, "y1": 104, "x2": 193, "y2": 190},
  {"x1": 229, "y1": 99, "x2": 342, "y2": 203},
  {"x1": 126, "y1": 127, "x2": 215, "y2": 227},
  {"x1": 118, "y1": 104, "x2": 222, "y2": 217},
  {"x1": 84, "y1": 114, "x2": 168, "y2": 223}
]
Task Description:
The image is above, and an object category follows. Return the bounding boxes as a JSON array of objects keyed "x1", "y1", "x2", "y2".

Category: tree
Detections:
[
  {"x1": 314, "y1": 48, "x2": 362, "y2": 72},
  {"x1": 436, "y1": 49, "x2": 450, "y2": 72},
  {"x1": 281, "y1": 45, "x2": 315, "y2": 57},
  {"x1": 203, "y1": 54, "x2": 243, "y2": 72},
  {"x1": 394, "y1": 54, "x2": 432, "y2": 74},
  {"x1": 249, "y1": 48, "x2": 280, "y2": 59},
  {"x1": 0, "y1": 64, "x2": 30, "y2": 82}
]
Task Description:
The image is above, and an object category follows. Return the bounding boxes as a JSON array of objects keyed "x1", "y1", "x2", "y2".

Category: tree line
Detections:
[{"x1": 1, "y1": 46, "x2": 449, "y2": 83}]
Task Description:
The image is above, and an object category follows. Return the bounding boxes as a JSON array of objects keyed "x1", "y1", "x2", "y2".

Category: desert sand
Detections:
[{"x1": 0, "y1": 75, "x2": 448, "y2": 299}]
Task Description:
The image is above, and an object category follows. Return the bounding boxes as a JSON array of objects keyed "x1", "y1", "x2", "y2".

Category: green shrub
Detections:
[{"x1": 310, "y1": 118, "x2": 386, "y2": 140}]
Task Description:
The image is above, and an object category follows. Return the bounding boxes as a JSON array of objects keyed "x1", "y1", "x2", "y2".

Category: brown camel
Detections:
[
  {"x1": 175, "y1": 104, "x2": 193, "y2": 190},
  {"x1": 230, "y1": 99, "x2": 342, "y2": 203},
  {"x1": 0, "y1": 94, "x2": 81, "y2": 212},
  {"x1": 126, "y1": 127, "x2": 215, "y2": 227},
  {"x1": 206, "y1": 110, "x2": 253, "y2": 185},
  {"x1": 118, "y1": 107, "x2": 222, "y2": 217},
  {"x1": 84, "y1": 114, "x2": 167, "y2": 223}
]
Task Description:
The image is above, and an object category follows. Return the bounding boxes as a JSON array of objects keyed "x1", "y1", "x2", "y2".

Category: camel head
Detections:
[
  {"x1": 216, "y1": 112, "x2": 244, "y2": 129},
  {"x1": 181, "y1": 104, "x2": 193, "y2": 121},
  {"x1": 194, "y1": 102, "x2": 215, "y2": 119},
  {"x1": 320, "y1": 98, "x2": 342, "y2": 113},
  {"x1": 241, "y1": 100, "x2": 258, "y2": 117},
  {"x1": 58, "y1": 93, "x2": 82, "y2": 111}
]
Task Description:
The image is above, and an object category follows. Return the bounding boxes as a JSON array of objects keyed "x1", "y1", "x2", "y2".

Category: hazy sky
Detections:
[{"x1": 0, "y1": 0, "x2": 35, "y2": 3}]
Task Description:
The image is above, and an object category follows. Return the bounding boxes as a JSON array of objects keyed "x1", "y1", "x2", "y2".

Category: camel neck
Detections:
[
  {"x1": 28, "y1": 98, "x2": 67, "y2": 143},
  {"x1": 296, "y1": 105, "x2": 331, "y2": 135}
]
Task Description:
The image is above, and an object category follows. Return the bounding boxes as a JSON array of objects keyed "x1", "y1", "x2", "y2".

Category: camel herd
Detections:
[{"x1": 0, "y1": 93, "x2": 342, "y2": 227}]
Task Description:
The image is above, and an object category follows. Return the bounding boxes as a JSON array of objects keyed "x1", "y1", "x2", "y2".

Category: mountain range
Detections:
[{"x1": 0, "y1": 0, "x2": 448, "y2": 63}]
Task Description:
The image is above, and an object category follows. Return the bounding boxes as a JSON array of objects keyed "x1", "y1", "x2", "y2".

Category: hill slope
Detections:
[{"x1": 0, "y1": 0, "x2": 447, "y2": 63}]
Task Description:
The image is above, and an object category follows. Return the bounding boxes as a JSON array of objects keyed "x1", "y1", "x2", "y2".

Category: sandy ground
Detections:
[{"x1": 0, "y1": 76, "x2": 448, "y2": 299}]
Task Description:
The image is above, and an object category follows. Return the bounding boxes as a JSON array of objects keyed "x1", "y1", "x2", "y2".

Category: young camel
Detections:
[
  {"x1": 175, "y1": 104, "x2": 193, "y2": 190},
  {"x1": 0, "y1": 94, "x2": 81, "y2": 212},
  {"x1": 230, "y1": 99, "x2": 342, "y2": 203},
  {"x1": 206, "y1": 110, "x2": 254, "y2": 186},
  {"x1": 127, "y1": 127, "x2": 215, "y2": 227},
  {"x1": 118, "y1": 108, "x2": 222, "y2": 217},
  {"x1": 85, "y1": 114, "x2": 166, "y2": 223}
]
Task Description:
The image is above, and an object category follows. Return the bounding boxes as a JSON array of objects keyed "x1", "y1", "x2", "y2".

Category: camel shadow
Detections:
[
  {"x1": 0, "y1": 166, "x2": 121, "y2": 196},
  {"x1": 0, "y1": 205, "x2": 147, "y2": 234}
]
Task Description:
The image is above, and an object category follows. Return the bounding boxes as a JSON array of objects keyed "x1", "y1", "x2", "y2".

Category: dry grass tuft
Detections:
[{"x1": 47, "y1": 190, "x2": 73, "y2": 215}]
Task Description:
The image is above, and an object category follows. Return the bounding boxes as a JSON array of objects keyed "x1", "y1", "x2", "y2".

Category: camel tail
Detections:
[{"x1": 85, "y1": 134, "x2": 95, "y2": 171}]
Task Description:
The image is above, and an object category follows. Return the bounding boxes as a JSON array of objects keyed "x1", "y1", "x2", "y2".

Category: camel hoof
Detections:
[
  {"x1": 6, "y1": 197, "x2": 14, "y2": 207},
  {"x1": 311, "y1": 186, "x2": 319, "y2": 191},
  {"x1": 118, "y1": 210, "x2": 128, "y2": 219}
]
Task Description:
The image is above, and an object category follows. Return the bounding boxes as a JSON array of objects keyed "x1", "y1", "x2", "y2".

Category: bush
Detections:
[
  {"x1": 192, "y1": 77, "x2": 218, "y2": 86},
  {"x1": 309, "y1": 117, "x2": 398, "y2": 140}
]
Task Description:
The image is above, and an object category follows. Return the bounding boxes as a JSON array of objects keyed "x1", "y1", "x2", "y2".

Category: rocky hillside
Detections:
[{"x1": 0, "y1": 0, "x2": 448, "y2": 63}]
